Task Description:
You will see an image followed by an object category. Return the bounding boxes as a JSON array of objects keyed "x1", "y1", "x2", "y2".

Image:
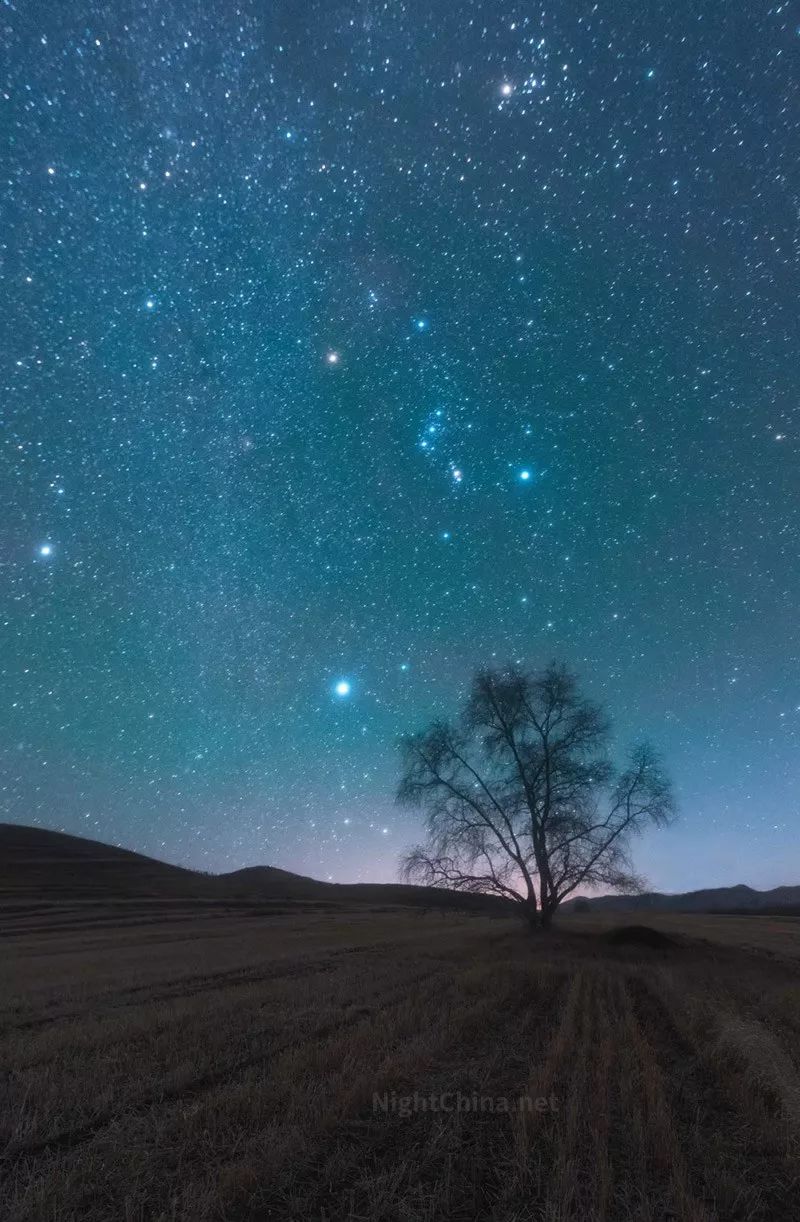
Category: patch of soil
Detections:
[{"x1": 603, "y1": 924, "x2": 679, "y2": 950}]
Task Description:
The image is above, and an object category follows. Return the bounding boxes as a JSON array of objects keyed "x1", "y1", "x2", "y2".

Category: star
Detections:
[{"x1": 2, "y1": 0, "x2": 795, "y2": 899}]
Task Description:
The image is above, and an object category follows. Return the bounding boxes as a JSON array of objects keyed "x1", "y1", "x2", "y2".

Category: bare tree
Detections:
[{"x1": 398, "y1": 662, "x2": 675, "y2": 928}]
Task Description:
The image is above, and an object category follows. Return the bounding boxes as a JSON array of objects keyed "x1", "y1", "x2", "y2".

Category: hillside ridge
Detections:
[
  {"x1": 0, "y1": 823, "x2": 504, "y2": 912},
  {"x1": 2, "y1": 824, "x2": 797, "y2": 913}
]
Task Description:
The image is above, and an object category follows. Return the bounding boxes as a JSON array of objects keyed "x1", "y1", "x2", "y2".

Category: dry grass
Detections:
[
  {"x1": 563, "y1": 909, "x2": 800, "y2": 959},
  {"x1": 2, "y1": 904, "x2": 800, "y2": 1220}
]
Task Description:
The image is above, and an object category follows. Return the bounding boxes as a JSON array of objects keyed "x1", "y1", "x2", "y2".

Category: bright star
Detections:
[
  {"x1": 452, "y1": 468, "x2": 463, "y2": 483},
  {"x1": 38, "y1": 544, "x2": 52, "y2": 557},
  {"x1": 519, "y1": 469, "x2": 532, "y2": 481},
  {"x1": 145, "y1": 298, "x2": 156, "y2": 311},
  {"x1": 500, "y1": 82, "x2": 514, "y2": 96},
  {"x1": 326, "y1": 351, "x2": 340, "y2": 365},
  {"x1": 414, "y1": 317, "x2": 429, "y2": 331},
  {"x1": 334, "y1": 680, "x2": 351, "y2": 697}
]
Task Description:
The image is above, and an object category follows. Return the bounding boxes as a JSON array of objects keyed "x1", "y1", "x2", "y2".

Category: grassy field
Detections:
[
  {"x1": 562, "y1": 909, "x2": 800, "y2": 959},
  {"x1": 2, "y1": 904, "x2": 800, "y2": 1221}
]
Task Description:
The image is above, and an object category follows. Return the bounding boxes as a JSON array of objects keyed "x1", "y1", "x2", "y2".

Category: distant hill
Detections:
[
  {"x1": 220, "y1": 864, "x2": 329, "y2": 901},
  {"x1": 7, "y1": 824, "x2": 794, "y2": 919},
  {"x1": 0, "y1": 824, "x2": 509, "y2": 914},
  {"x1": 218, "y1": 863, "x2": 506, "y2": 911},
  {"x1": 562, "y1": 882, "x2": 800, "y2": 915},
  {"x1": 0, "y1": 823, "x2": 211, "y2": 899}
]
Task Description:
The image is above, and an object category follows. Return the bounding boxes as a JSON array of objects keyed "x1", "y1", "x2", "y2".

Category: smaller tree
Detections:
[{"x1": 398, "y1": 662, "x2": 675, "y2": 928}]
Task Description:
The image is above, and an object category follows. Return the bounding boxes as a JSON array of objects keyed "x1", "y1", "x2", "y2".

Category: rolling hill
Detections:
[
  {"x1": 3, "y1": 824, "x2": 797, "y2": 918},
  {"x1": 219, "y1": 864, "x2": 508, "y2": 911},
  {"x1": 0, "y1": 824, "x2": 507, "y2": 913},
  {"x1": 0, "y1": 822, "x2": 211, "y2": 900},
  {"x1": 562, "y1": 882, "x2": 800, "y2": 915}
]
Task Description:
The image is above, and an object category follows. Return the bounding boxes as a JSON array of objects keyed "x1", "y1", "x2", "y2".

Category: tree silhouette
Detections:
[{"x1": 398, "y1": 662, "x2": 675, "y2": 928}]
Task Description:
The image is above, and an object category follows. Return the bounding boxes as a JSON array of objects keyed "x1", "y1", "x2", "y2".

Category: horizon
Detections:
[{"x1": 3, "y1": 819, "x2": 799, "y2": 898}]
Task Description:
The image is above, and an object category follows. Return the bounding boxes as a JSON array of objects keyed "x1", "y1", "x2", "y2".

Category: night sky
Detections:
[{"x1": 2, "y1": 3, "x2": 798, "y2": 890}]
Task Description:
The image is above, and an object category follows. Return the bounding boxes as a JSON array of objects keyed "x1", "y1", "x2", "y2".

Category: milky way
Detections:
[{"x1": 2, "y1": 3, "x2": 798, "y2": 887}]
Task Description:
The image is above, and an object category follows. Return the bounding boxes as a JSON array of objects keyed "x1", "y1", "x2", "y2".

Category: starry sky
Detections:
[{"x1": 2, "y1": 2, "x2": 798, "y2": 890}]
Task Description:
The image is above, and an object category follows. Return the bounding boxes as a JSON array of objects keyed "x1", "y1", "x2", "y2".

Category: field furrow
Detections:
[{"x1": 3, "y1": 909, "x2": 800, "y2": 1221}]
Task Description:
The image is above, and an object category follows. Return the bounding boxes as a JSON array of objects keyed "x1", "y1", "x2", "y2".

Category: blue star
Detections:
[{"x1": 334, "y1": 679, "x2": 352, "y2": 697}]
